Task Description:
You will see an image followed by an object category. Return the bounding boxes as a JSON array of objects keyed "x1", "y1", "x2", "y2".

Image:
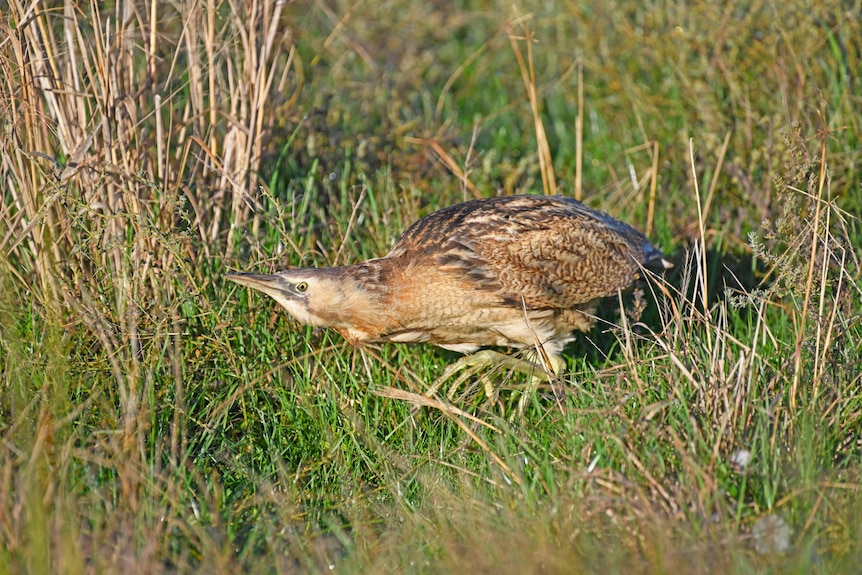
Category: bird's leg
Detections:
[
  {"x1": 516, "y1": 352, "x2": 566, "y2": 418},
  {"x1": 426, "y1": 349, "x2": 566, "y2": 414},
  {"x1": 449, "y1": 350, "x2": 532, "y2": 400},
  {"x1": 424, "y1": 350, "x2": 503, "y2": 401}
]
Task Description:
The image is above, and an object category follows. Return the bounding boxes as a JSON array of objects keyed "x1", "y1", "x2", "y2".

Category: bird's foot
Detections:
[{"x1": 425, "y1": 350, "x2": 565, "y2": 418}]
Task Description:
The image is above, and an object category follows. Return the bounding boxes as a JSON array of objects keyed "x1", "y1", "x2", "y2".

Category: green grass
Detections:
[{"x1": 1, "y1": 0, "x2": 861, "y2": 572}]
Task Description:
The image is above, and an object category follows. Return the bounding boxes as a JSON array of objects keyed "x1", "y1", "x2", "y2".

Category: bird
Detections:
[{"x1": 227, "y1": 194, "x2": 671, "y2": 409}]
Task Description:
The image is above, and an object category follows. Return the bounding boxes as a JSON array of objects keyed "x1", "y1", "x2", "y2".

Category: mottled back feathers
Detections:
[{"x1": 387, "y1": 195, "x2": 665, "y2": 309}]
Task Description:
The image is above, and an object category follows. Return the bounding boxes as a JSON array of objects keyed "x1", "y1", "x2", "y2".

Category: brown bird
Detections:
[{"x1": 227, "y1": 194, "x2": 670, "y2": 406}]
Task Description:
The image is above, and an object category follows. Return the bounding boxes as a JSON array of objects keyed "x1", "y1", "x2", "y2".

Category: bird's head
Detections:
[
  {"x1": 225, "y1": 266, "x2": 379, "y2": 339},
  {"x1": 226, "y1": 268, "x2": 356, "y2": 328}
]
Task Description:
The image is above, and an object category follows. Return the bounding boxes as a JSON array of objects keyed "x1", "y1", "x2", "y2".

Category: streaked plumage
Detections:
[{"x1": 227, "y1": 194, "x2": 670, "y2": 373}]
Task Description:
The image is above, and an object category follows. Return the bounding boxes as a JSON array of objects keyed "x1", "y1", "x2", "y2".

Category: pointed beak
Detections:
[{"x1": 225, "y1": 272, "x2": 291, "y2": 301}]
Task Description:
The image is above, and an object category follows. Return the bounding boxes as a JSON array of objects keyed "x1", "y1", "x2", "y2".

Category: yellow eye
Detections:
[{"x1": 295, "y1": 281, "x2": 308, "y2": 293}]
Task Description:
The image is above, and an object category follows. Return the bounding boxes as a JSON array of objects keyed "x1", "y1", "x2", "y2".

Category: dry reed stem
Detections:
[{"x1": 506, "y1": 16, "x2": 557, "y2": 197}]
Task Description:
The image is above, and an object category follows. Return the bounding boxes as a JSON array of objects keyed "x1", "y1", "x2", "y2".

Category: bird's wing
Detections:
[
  {"x1": 390, "y1": 195, "x2": 659, "y2": 310},
  {"x1": 479, "y1": 219, "x2": 648, "y2": 308}
]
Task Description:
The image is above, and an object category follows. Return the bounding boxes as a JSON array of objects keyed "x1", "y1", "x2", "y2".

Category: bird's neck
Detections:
[{"x1": 320, "y1": 259, "x2": 397, "y2": 344}]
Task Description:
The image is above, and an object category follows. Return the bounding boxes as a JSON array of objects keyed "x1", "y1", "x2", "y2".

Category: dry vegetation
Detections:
[{"x1": 1, "y1": 0, "x2": 861, "y2": 573}]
